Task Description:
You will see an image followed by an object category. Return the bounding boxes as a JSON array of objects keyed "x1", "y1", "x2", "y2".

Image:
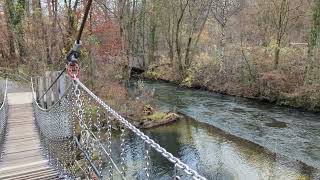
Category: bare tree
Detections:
[
  {"x1": 269, "y1": 0, "x2": 302, "y2": 69},
  {"x1": 305, "y1": 0, "x2": 320, "y2": 84},
  {"x1": 174, "y1": 0, "x2": 190, "y2": 74},
  {"x1": 271, "y1": 0, "x2": 290, "y2": 70},
  {"x1": 255, "y1": 0, "x2": 273, "y2": 47},
  {"x1": 184, "y1": 0, "x2": 213, "y2": 69},
  {"x1": 211, "y1": 0, "x2": 244, "y2": 72},
  {"x1": 2, "y1": 0, "x2": 15, "y2": 60}
]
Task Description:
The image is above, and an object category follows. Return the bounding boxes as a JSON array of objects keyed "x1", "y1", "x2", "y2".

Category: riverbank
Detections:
[
  {"x1": 131, "y1": 79, "x2": 320, "y2": 171},
  {"x1": 141, "y1": 62, "x2": 320, "y2": 112}
]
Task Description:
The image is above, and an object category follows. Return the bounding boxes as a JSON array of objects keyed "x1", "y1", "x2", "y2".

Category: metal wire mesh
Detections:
[
  {"x1": 31, "y1": 77, "x2": 207, "y2": 180},
  {"x1": 74, "y1": 79, "x2": 207, "y2": 180},
  {"x1": 31, "y1": 79, "x2": 75, "y2": 178},
  {"x1": 0, "y1": 79, "x2": 8, "y2": 159},
  {"x1": 33, "y1": 95, "x2": 73, "y2": 140}
]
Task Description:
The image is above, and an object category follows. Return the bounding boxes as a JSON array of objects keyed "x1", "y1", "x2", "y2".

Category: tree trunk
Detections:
[
  {"x1": 185, "y1": 37, "x2": 192, "y2": 68},
  {"x1": 148, "y1": 24, "x2": 157, "y2": 66},
  {"x1": 175, "y1": 26, "x2": 183, "y2": 73},
  {"x1": 166, "y1": 18, "x2": 174, "y2": 64},
  {"x1": 219, "y1": 25, "x2": 226, "y2": 73},
  {"x1": 4, "y1": 0, "x2": 28, "y2": 64},
  {"x1": 65, "y1": 0, "x2": 78, "y2": 47},
  {"x1": 140, "y1": 0, "x2": 146, "y2": 69},
  {"x1": 47, "y1": 0, "x2": 53, "y2": 64},
  {"x1": 274, "y1": 38, "x2": 281, "y2": 70},
  {"x1": 305, "y1": 0, "x2": 320, "y2": 85},
  {"x1": 3, "y1": 4, "x2": 16, "y2": 60},
  {"x1": 274, "y1": 47, "x2": 280, "y2": 70},
  {"x1": 176, "y1": 12, "x2": 184, "y2": 74},
  {"x1": 16, "y1": 26, "x2": 27, "y2": 64},
  {"x1": 130, "y1": 0, "x2": 137, "y2": 78}
]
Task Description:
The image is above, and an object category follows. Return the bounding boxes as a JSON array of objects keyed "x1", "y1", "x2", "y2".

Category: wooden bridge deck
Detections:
[{"x1": 0, "y1": 92, "x2": 60, "y2": 180}]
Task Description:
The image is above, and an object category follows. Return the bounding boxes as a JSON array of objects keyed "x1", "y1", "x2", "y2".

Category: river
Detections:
[{"x1": 112, "y1": 79, "x2": 320, "y2": 180}]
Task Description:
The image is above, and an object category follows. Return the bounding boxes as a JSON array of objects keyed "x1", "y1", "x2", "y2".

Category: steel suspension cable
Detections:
[
  {"x1": 38, "y1": 0, "x2": 94, "y2": 101},
  {"x1": 38, "y1": 69, "x2": 66, "y2": 101},
  {"x1": 66, "y1": 0, "x2": 94, "y2": 65},
  {"x1": 76, "y1": 0, "x2": 93, "y2": 45},
  {"x1": 74, "y1": 78, "x2": 208, "y2": 180}
]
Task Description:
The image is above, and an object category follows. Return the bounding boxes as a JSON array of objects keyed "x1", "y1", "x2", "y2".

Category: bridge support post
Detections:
[
  {"x1": 35, "y1": 77, "x2": 40, "y2": 100},
  {"x1": 51, "y1": 72, "x2": 58, "y2": 104},
  {"x1": 38, "y1": 77, "x2": 45, "y2": 108},
  {"x1": 58, "y1": 73, "x2": 66, "y2": 99},
  {"x1": 45, "y1": 71, "x2": 52, "y2": 108}
]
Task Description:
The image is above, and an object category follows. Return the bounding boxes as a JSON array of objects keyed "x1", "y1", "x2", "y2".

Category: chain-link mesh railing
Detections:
[
  {"x1": 0, "y1": 79, "x2": 8, "y2": 159},
  {"x1": 31, "y1": 77, "x2": 207, "y2": 180},
  {"x1": 31, "y1": 79, "x2": 75, "y2": 178}
]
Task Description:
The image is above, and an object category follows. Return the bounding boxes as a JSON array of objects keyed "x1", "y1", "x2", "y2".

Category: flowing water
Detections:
[{"x1": 117, "y1": 80, "x2": 320, "y2": 180}]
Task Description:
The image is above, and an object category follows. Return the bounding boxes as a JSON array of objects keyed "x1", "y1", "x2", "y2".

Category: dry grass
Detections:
[{"x1": 145, "y1": 45, "x2": 320, "y2": 111}]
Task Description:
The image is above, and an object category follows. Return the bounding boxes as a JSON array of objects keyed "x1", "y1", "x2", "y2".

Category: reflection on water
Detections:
[
  {"x1": 111, "y1": 119, "x2": 319, "y2": 180},
  {"x1": 122, "y1": 79, "x2": 320, "y2": 179},
  {"x1": 128, "y1": 80, "x2": 320, "y2": 169}
]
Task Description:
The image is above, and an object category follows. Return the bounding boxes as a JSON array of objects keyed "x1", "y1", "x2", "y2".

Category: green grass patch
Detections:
[{"x1": 145, "y1": 111, "x2": 166, "y2": 121}]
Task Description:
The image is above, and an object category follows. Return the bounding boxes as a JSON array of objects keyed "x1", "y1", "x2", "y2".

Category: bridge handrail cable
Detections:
[
  {"x1": 31, "y1": 77, "x2": 125, "y2": 178},
  {"x1": 30, "y1": 71, "x2": 207, "y2": 179},
  {"x1": 31, "y1": 75, "x2": 126, "y2": 179},
  {"x1": 37, "y1": 69, "x2": 67, "y2": 101},
  {"x1": 26, "y1": 0, "x2": 208, "y2": 171},
  {"x1": 31, "y1": 77, "x2": 72, "y2": 112},
  {"x1": 0, "y1": 79, "x2": 8, "y2": 110},
  {"x1": 74, "y1": 78, "x2": 207, "y2": 180},
  {"x1": 0, "y1": 79, "x2": 8, "y2": 159}
]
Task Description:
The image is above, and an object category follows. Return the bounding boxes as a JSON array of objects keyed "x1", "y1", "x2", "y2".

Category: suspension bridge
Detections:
[
  {"x1": 0, "y1": 72, "x2": 207, "y2": 180},
  {"x1": 0, "y1": 0, "x2": 206, "y2": 178}
]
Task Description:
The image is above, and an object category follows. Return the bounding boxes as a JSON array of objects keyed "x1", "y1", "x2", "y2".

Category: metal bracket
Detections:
[{"x1": 66, "y1": 41, "x2": 82, "y2": 65}]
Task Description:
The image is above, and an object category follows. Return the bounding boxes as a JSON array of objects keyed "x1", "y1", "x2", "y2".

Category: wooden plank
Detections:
[
  {"x1": 39, "y1": 77, "x2": 45, "y2": 107},
  {"x1": 65, "y1": 73, "x2": 71, "y2": 92},
  {"x1": 0, "y1": 94, "x2": 58, "y2": 180},
  {"x1": 42, "y1": 76, "x2": 47, "y2": 108},
  {"x1": 35, "y1": 76, "x2": 40, "y2": 100},
  {"x1": 7, "y1": 92, "x2": 33, "y2": 105},
  {"x1": 59, "y1": 73, "x2": 64, "y2": 98},
  {"x1": 3, "y1": 169, "x2": 58, "y2": 180},
  {"x1": 53, "y1": 71, "x2": 59, "y2": 104},
  {"x1": 45, "y1": 71, "x2": 52, "y2": 108},
  {"x1": 4, "y1": 147, "x2": 41, "y2": 155},
  {"x1": 0, "y1": 160, "x2": 49, "y2": 172}
]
